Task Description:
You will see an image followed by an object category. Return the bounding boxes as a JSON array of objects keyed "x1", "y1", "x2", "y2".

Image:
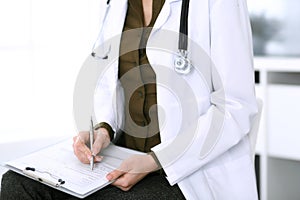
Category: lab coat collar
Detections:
[
  {"x1": 152, "y1": 0, "x2": 181, "y2": 35},
  {"x1": 110, "y1": 0, "x2": 181, "y2": 35},
  {"x1": 107, "y1": 0, "x2": 128, "y2": 38}
]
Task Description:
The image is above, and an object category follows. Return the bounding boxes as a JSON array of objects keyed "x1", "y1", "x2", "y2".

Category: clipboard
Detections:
[{"x1": 5, "y1": 139, "x2": 144, "y2": 199}]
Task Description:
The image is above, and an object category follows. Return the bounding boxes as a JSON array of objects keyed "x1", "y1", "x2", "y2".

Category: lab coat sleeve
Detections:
[
  {"x1": 152, "y1": 0, "x2": 258, "y2": 185},
  {"x1": 94, "y1": 61, "x2": 119, "y2": 134}
]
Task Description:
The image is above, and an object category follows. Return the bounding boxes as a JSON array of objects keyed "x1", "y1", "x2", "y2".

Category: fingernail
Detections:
[
  {"x1": 87, "y1": 155, "x2": 92, "y2": 161},
  {"x1": 106, "y1": 174, "x2": 112, "y2": 180},
  {"x1": 95, "y1": 156, "x2": 103, "y2": 162}
]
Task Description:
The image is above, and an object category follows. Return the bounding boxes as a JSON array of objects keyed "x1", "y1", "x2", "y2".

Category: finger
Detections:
[
  {"x1": 72, "y1": 135, "x2": 82, "y2": 149},
  {"x1": 73, "y1": 147, "x2": 91, "y2": 163},
  {"x1": 92, "y1": 139, "x2": 103, "y2": 156},
  {"x1": 94, "y1": 155, "x2": 103, "y2": 162},
  {"x1": 93, "y1": 130, "x2": 110, "y2": 151},
  {"x1": 75, "y1": 152, "x2": 90, "y2": 164},
  {"x1": 73, "y1": 144, "x2": 89, "y2": 163},
  {"x1": 73, "y1": 136, "x2": 77, "y2": 143},
  {"x1": 110, "y1": 174, "x2": 134, "y2": 191},
  {"x1": 74, "y1": 136, "x2": 90, "y2": 154},
  {"x1": 78, "y1": 131, "x2": 89, "y2": 142},
  {"x1": 106, "y1": 169, "x2": 126, "y2": 181},
  {"x1": 73, "y1": 137, "x2": 93, "y2": 163}
]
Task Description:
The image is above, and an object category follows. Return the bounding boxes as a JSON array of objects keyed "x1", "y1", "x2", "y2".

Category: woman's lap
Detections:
[{"x1": 1, "y1": 170, "x2": 185, "y2": 200}]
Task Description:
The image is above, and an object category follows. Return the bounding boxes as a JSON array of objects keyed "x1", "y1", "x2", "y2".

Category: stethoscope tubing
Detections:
[
  {"x1": 91, "y1": 0, "x2": 192, "y2": 75},
  {"x1": 179, "y1": 0, "x2": 190, "y2": 51}
]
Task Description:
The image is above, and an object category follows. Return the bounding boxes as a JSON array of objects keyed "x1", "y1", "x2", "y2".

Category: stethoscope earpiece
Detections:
[
  {"x1": 91, "y1": 44, "x2": 111, "y2": 60},
  {"x1": 91, "y1": 52, "x2": 108, "y2": 60}
]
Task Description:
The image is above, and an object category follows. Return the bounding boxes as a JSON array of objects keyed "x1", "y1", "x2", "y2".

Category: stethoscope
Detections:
[
  {"x1": 91, "y1": 0, "x2": 192, "y2": 75},
  {"x1": 174, "y1": 0, "x2": 191, "y2": 75}
]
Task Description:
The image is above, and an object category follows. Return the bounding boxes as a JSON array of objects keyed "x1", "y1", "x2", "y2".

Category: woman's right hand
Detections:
[{"x1": 72, "y1": 128, "x2": 111, "y2": 164}]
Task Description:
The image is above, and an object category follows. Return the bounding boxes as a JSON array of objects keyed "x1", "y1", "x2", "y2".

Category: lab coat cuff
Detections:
[{"x1": 151, "y1": 142, "x2": 180, "y2": 185}]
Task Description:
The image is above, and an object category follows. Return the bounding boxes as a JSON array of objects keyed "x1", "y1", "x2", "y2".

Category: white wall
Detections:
[{"x1": 0, "y1": 0, "x2": 101, "y2": 143}]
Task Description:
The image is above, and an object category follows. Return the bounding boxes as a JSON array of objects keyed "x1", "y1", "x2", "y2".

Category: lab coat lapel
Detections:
[
  {"x1": 151, "y1": 0, "x2": 181, "y2": 33},
  {"x1": 100, "y1": 0, "x2": 128, "y2": 82},
  {"x1": 104, "y1": 0, "x2": 128, "y2": 39},
  {"x1": 146, "y1": 0, "x2": 184, "y2": 143}
]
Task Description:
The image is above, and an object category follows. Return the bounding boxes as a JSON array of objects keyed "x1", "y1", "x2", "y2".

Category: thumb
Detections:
[
  {"x1": 92, "y1": 131, "x2": 110, "y2": 155},
  {"x1": 94, "y1": 155, "x2": 103, "y2": 162},
  {"x1": 106, "y1": 169, "x2": 125, "y2": 181},
  {"x1": 92, "y1": 141, "x2": 103, "y2": 156}
]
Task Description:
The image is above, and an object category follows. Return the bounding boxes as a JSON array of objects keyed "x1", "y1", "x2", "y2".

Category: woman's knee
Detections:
[
  {"x1": 1, "y1": 170, "x2": 27, "y2": 199},
  {"x1": 1, "y1": 170, "x2": 50, "y2": 200}
]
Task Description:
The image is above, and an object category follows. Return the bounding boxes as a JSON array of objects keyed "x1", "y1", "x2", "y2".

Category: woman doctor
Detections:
[
  {"x1": 73, "y1": 0, "x2": 258, "y2": 199},
  {"x1": 0, "y1": 0, "x2": 258, "y2": 199}
]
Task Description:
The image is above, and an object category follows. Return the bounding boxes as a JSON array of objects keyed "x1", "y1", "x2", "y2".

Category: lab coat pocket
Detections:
[{"x1": 203, "y1": 155, "x2": 258, "y2": 200}]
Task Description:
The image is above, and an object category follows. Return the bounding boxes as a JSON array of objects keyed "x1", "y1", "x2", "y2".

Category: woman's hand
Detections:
[
  {"x1": 73, "y1": 128, "x2": 110, "y2": 164},
  {"x1": 106, "y1": 154, "x2": 159, "y2": 191}
]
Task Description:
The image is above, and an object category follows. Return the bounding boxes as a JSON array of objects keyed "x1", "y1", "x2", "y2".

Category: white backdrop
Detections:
[{"x1": 0, "y1": 0, "x2": 101, "y2": 143}]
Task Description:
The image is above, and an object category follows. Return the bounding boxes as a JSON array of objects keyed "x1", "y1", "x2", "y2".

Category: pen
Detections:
[{"x1": 90, "y1": 117, "x2": 94, "y2": 170}]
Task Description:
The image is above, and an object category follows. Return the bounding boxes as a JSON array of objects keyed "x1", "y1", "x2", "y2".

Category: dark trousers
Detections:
[{"x1": 1, "y1": 170, "x2": 185, "y2": 200}]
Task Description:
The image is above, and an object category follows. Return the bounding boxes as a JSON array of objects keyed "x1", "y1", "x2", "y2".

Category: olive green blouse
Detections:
[
  {"x1": 116, "y1": 0, "x2": 165, "y2": 152},
  {"x1": 97, "y1": 0, "x2": 165, "y2": 153}
]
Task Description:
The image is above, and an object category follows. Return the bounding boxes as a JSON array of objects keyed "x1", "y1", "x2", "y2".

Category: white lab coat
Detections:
[{"x1": 93, "y1": 0, "x2": 259, "y2": 199}]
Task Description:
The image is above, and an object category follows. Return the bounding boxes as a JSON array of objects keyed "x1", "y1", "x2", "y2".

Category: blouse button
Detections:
[{"x1": 138, "y1": 91, "x2": 144, "y2": 98}]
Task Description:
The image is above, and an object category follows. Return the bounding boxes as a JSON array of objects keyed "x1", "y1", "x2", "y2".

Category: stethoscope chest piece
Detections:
[{"x1": 174, "y1": 50, "x2": 192, "y2": 75}]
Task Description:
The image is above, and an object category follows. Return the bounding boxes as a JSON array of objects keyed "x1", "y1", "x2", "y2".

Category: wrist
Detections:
[
  {"x1": 145, "y1": 154, "x2": 158, "y2": 172},
  {"x1": 94, "y1": 122, "x2": 114, "y2": 141},
  {"x1": 95, "y1": 128, "x2": 110, "y2": 144},
  {"x1": 147, "y1": 151, "x2": 162, "y2": 170},
  {"x1": 98, "y1": 128, "x2": 109, "y2": 137}
]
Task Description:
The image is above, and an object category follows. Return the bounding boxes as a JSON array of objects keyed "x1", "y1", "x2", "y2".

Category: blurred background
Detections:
[
  {"x1": 249, "y1": 0, "x2": 300, "y2": 56},
  {"x1": 1, "y1": 0, "x2": 300, "y2": 199},
  {"x1": 249, "y1": 1, "x2": 300, "y2": 200},
  {"x1": 0, "y1": 0, "x2": 101, "y2": 142}
]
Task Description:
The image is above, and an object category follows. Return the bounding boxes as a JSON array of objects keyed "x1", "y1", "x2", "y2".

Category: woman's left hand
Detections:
[{"x1": 106, "y1": 154, "x2": 159, "y2": 191}]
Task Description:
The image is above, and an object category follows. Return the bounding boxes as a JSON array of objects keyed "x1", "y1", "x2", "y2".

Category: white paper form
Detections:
[{"x1": 5, "y1": 139, "x2": 144, "y2": 198}]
